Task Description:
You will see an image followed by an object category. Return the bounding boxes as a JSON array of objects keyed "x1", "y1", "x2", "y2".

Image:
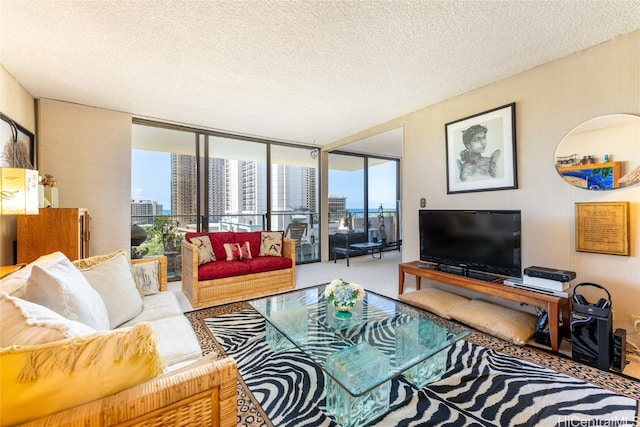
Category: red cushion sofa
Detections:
[{"x1": 181, "y1": 231, "x2": 296, "y2": 308}]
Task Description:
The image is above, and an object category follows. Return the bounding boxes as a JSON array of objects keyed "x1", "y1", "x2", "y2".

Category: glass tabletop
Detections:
[{"x1": 248, "y1": 285, "x2": 469, "y2": 396}]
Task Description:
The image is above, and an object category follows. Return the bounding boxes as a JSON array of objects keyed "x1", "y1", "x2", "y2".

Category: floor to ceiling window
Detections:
[
  {"x1": 270, "y1": 145, "x2": 319, "y2": 262},
  {"x1": 328, "y1": 153, "x2": 364, "y2": 234},
  {"x1": 131, "y1": 121, "x2": 321, "y2": 268},
  {"x1": 131, "y1": 124, "x2": 197, "y2": 279},
  {"x1": 207, "y1": 136, "x2": 267, "y2": 232},
  {"x1": 367, "y1": 158, "x2": 399, "y2": 244},
  {"x1": 328, "y1": 151, "x2": 400, "y2": 253}
]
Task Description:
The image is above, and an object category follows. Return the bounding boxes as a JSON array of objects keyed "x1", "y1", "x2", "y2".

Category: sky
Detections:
[
  {"x1": 329, "y1": 162, "x2": 398, "y2": 210},
  {"x1": 131, "y1": 150, "x2": 171, "y2": 208},
  {"x1": 131, "y1": 150, "x2": 398, "y2": 212}
]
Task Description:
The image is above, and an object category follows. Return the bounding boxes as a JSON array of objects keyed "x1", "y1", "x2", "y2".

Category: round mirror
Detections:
[{"x1": 555, "y1": 114, "x2": 640, "y2": 190}]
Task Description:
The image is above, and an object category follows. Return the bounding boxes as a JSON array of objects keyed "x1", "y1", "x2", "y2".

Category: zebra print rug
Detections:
[{"x1": 186, "y1": 302, "x2": 639, "y2": 427}]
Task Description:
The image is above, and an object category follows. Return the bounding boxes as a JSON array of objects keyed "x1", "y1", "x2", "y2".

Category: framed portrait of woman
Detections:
[{"x1": 445, "y1": 103, "x2": 517, "y2": 194}]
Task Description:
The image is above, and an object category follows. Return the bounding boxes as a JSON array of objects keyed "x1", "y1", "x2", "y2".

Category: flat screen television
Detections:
[{"x1": 419, "y1": 209, "x2": 521, "y2": 279}]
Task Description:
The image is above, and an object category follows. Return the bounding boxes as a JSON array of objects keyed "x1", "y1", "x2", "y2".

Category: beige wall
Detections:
[
  {"x1": 0, "y1": 65, "x2": 36, "y2": 265},
  {"x1": 36, "y1": 99, "x2": 132, "y2": 257},
  {"x1": 334, "y1": 31, "x2": 640, "y2": 339}
]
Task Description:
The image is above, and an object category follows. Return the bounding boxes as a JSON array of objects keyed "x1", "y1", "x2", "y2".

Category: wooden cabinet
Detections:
[
  {"x1": 398, "y1": 261, "x2": 570, "y2": 353},
  {"x1": 17, "y1": 208, "x2": 90, "y2": 264}
]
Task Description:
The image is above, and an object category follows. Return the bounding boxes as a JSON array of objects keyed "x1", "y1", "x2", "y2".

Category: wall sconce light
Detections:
[{"x1": 0, "y1": 113, "x2": 39, "y2": 215}]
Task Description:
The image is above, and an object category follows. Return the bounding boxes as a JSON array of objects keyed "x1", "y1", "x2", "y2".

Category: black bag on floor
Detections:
[{"x1": 570, "y1": 282, "x2": 612, "y2": 371}]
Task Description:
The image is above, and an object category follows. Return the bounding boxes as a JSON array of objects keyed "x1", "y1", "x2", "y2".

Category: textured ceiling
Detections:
[{"x1": 1, "y1": 0, "x2": 639, "y2": 156}]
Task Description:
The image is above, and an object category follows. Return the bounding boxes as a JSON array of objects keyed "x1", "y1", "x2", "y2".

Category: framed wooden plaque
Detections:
[{"x1": 575, "y1": 202, "x2": 630, "y2": 256}]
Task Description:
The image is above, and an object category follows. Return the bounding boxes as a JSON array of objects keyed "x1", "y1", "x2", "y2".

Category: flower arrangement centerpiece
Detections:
[{"x1": 325, "y1": 278, "x2": 366, "y2": 318}]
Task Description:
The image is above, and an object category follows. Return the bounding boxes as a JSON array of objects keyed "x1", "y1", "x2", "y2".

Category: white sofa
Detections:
[
  {"x1": 1, "y1": 251, "x2": 202, "y2": 370},
  {"x1": 0, "y1": 251, "x2": 236, "y2": 426}
]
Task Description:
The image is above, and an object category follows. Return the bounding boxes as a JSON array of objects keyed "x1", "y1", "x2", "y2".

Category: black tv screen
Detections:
[{"x1": 419, "y1": 209, "x2": 521, "y2": 278}]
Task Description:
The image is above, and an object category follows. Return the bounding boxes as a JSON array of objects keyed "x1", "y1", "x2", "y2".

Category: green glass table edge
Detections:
[{"x1": 248, "y1": 286, "x2": 470, "y2": 397}]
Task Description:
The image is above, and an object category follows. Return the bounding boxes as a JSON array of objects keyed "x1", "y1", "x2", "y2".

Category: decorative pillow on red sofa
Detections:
[
  {"x1": 223, "y1": 243, "x2": 242, "y2": 261},
  {"x1": 223, "y1": 242, "x2": 252, "y2": 261},
  {"x1": 185, "y1": 232, "x2": 235, "y2": 261},
  {"x1": 239, "y1": 241, "x2": 252, "y2": 259},
  {"x1": 188, "y1": 235, "x2": 216, "y2": 264},
  {"x1": 236, "y1": 232, "x2": 262, "y2": 257},
  {"x1": 259, "y1": 231, "x2": 284, "y2": 256}
]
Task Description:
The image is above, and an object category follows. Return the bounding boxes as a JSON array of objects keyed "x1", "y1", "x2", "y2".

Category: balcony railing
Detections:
[{"x1": 131, "y1": 209, "x2": 400, "y2": 276}]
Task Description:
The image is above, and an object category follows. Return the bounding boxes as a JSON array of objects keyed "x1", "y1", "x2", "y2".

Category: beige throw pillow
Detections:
[
  {"x1": 189, "y1": 235, "x2": 216, "y2": 264},
  {"x1": 24, "y1": 253, "x2": 110, "y2": 330},
  {"x1": 78, "y1": 251, "x2": 144, "y2": 328},
  {"x1": 398, "y1": 288, "x2": 470, "y2": 319},
  {"x1": 448, "y1": 299, "x2": 537, "y2": 345},
  {"x1": 132, "y1": 260, "x2": 160, "y2": 295},
  {"x1": 259, "y1": 231, "x2": 283, "y2": 256}
]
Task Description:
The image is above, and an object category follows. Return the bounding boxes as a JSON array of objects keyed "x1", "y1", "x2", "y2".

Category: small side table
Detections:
[{"x1": 0, "y1": 264, "x2": 26, "y2": 280}]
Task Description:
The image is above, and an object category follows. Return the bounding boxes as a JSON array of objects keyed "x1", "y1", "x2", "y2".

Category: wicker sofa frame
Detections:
[
  {"x1": 20, "y1": 357, "x2": 238, "y2": 427},
  {"x1": 182, "y1": 237, "x2": 296, "y2": 308}
]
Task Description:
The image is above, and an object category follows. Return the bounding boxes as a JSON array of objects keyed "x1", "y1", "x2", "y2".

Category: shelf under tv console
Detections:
[{"x1": 398, "y1": 260, "x2": 570, "y2": 353}]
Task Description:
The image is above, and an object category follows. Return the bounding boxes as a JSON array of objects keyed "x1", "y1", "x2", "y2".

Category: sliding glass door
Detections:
[
  {"x1": 367, "y1": 158, "x2": 399, "y2": 243},
  {"x1": 271, "y1": 145, "x2": 319, "y2": 262},
  {"x1": 328, "y1": 152, "x2": 400, "y2": 258}
]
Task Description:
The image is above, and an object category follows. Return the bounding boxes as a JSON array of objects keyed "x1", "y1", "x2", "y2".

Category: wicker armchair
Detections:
[{"x1": 18, "y1": 356, "x2": 238, "y2": 427}]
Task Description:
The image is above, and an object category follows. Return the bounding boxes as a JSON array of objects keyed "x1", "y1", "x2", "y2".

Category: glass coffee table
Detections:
[{"x1": 248, "y1": 285, "x2": 469, "y2": 427}]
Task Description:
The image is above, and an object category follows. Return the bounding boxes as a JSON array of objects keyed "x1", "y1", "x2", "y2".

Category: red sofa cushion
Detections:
[
  {"x1": 209, "y1": 232, "x2": 236, "y2": 260},
  {"x1": 197, "y1": 260, "x2": 251, "y2": 281},
  {"x1": 246, "y1": 256, "x2": 293, "y2": 274}
]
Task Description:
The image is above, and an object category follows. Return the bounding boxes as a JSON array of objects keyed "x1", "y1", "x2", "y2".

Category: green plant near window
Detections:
[
  {"x1": 136, "y1": 217, "x2": 182, "y2": 257},
  {"x1": 152, "y1": 217, "x2": 181, "y2": 252}
]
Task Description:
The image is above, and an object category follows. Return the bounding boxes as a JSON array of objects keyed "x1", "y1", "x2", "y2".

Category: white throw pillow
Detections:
[
  {"x1": 132, "y1": 260, "x2": 160, "y2": 296},
  {"x1": 0, "y1": 292, "x2": 95, "y2": 347},
  {"x1": 0, "y1": 252, "x2": 64, "y2": 298},
  {"x1": 24, "y1": 253, "x2": 110, "y2": 330},
  {"x1": 79, "y1": 251, "x2": 144, "y2": 328}
]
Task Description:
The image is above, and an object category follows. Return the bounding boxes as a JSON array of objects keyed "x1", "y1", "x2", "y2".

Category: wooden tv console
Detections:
[{"x1": 398, "y1": 260, "x2": 570, "y2": 352}]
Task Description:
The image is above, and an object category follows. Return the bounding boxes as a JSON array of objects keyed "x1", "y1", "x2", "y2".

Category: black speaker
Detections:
[
  {"x1": 571, "y1": 283, "x2": 612, "y2": 371},
  {"x1": 612, "y1": 328, "x2": 626, "y2": 372}
]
